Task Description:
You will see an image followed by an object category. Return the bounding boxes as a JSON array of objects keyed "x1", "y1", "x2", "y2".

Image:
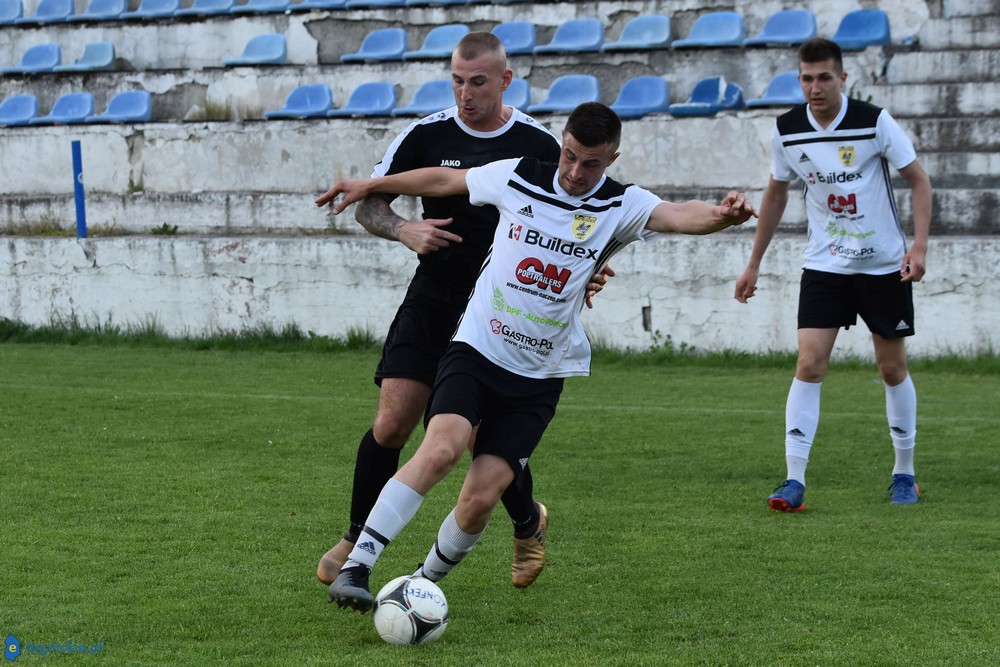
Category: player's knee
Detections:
[
  {"x1": 417, "y1": 440, "x2": 464, "y2": 478},
  {"x1": 372, "y1": 416, "x2": 417, "y2": 449}
]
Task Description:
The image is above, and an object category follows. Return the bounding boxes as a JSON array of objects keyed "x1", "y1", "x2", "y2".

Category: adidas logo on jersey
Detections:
[
  {"x1": 357, "y1": 541, "x2": 377, "y2": 555},
  {"x1": 517, "y1": 205, "x2": 534, "y2": 218},
  {"x1": 896, "y1": 320, "x2": 910, "y2": 331},
  {"x1": 799, "y1": 152, "x2": 810, "y2": 163},
  {"x1": 519, "y1": 457, "x2": 529, "y2": 470}
]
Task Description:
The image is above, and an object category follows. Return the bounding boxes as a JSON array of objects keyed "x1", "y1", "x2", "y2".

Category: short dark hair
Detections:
[
  {"x1": 798, "y1": 37, "x2": 843, "y2": 71},
  {"x1": 454, "y1": 31, "x2": 507, "y2": 65},
  {"x1": 564, "y1": 102, "x2": 621, "y2": 150}
]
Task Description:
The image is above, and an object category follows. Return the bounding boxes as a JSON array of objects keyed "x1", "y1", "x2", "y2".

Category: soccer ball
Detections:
[{"x1": 372, "y1": 575, "x2": 449, "y2": 645}]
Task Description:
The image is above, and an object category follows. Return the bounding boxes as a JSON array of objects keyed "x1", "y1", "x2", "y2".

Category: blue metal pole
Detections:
[{"x1": 71, "y1": 140, "x2": 87, "y2": 238}]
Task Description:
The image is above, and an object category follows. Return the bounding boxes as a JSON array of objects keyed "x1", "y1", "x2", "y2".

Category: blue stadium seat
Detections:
[
  {"x1": 53, "y1": 41, "x2": 116, "y2": 72},
  {"x1": 86, "y1": 90, "x2": 152, "y2": 123},
  {"x1": 174, "y1": 0, "x2": 233, "y2": 16},
  {"x1": 326, "y1": 81, "x2": 397, "y2": 117},
  {"x1": 403, "y1": 24, "x2": 469, "y2": 60},
  {"x1": 668, "y1": 76, "x2": 722, "y2": 117},
  {"x1": 30, "y1": 92, "x2": 94, "y2": 125},
  {"x1": 341, "y1": 28, "x2": 407, "y2": 63},
  {"x1": 502, "y1": 77, "x2": 531, "y2": 111},
  {"x1": 746, "y1": 71, "x2": 806, "y2": 108},
  {"x1": 2, "y1": 43, "x2": 61, "y2": 74},
  {"x1": 527, "y1": 74, "x2": 600, "y2": 114},
  {"x1": 223, "y1": 34, "x2": 287, "y2": 66},
  {"x1": 0, "y1": 0, "x2": 24, "y2": 24},
  {"x1": 405, "y1": 0, "x2": 469, "y2": 5},
  {"x1": 344, "y1": 0, "x2": 405, "y2": 7},
  {"x1": 533, "y1": 18, "x2": 604, "y2": 54},
  {"x1": 491, "y1": 21, "x2": 536, "y2": 56},
  {"x1": 289, "y1": 0, "x2": 346, "y2": 9},
  {"x1": 264, "y1": 84, "x2": 333, "y2": 119},
  {"x1": 68, "y1": 0, "x2": 125, "y2": 21},
  {"x1": 0, "y1": 94, "x2": 39, "y2": 126},
  {"x1": 230, "y1": 0, "x2": 290, "y2": 13},
  {"x1": 392, "y1": 80, "x2": 453, "y2": 117},
  {"x1": 668, "y1": 76, "x2": 744, "y2": 117},
  {"x1": 743, "y1": 9, "x2": 816, "y2": 47},
  {"x1": 672, "y1": 11, "x2": 744, "y2": 49},
  {"x1": 832, "y1": 9, "x2": 891, "y2": 51},
  {"x1": 15, "y1": 0, "x2": 73, "y2": 23},
  {"x1": 609, "y1": 76, "x2": 669, "y2": 119},
  {"x1": 602, "y1": 14, "x2": 671, "y2": 51},
  {"x1": 121, "y1": 0, "x2": 179, "y2": 19}
]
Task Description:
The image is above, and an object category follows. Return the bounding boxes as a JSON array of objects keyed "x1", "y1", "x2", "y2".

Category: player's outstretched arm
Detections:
[
  {"x1": 646, "y1": 190, "x2": 757, "y2": 235},
  {"x1": 354, "y1": 195, "x2": 462, "y2": 255},
  {"x1": 316, "y1": 167, "x2": 470, "y2": 215}
]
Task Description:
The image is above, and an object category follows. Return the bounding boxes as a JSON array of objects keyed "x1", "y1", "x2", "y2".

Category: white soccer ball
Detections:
[{"x1": 372, "y1": 575, "x2": 449, "y2": 645}]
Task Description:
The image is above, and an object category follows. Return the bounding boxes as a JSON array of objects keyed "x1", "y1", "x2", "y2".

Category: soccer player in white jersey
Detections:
[
  {"x1": 315, "y1": 102, "x2": 757, "y2": 612},
  {"x1": 316, "y1": 32, "x2": 578, "y2": 592},
  {"x1": 733, "y1": 38, "x2": 933, "y2": 511}
]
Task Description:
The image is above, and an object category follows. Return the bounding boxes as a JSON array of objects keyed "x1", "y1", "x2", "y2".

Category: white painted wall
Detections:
[{"x1": 2, "y1": 234, "x2": 996, "y2": 358}]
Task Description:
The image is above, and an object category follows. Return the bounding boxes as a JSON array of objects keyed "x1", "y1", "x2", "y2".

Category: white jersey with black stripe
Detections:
[
  {"x1": 771, "y1": 94, "x2": 917, "y2": 275},
  {"x1": 454, "y1": 157, "x2": 661, "y2": 379}
]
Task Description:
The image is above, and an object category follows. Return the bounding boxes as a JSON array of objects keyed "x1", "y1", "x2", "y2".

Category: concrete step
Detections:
[
  {"x1": 886, "y1": 48, "x2": 1000, "y2": 83},
  {"x1": 942, "y1": 0, "x2": 1000, "y2": 18},
  {"x1": 918, "y1": 16, "x2": 1000, "y2": 49},
  {"x1": 869, "y1": 81, "x2": 1000, "y2": 117}
]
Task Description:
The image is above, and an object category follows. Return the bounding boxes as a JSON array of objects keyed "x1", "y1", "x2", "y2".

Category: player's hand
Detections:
[
  {"x1": 399, "y1": 218, "x2": 462, "y2": 255},
  {"x1": 315, "y1": 179, "x2": 374, "y2": 214},
  {"x1": 720, "y1": 191, "x2": 758, "y2": 227},
  {"x1": 900, "y1": 248, "x2": 926, "y2": 283},
  {"x1": 734, "y1": 266, "x2": 759, "y2": 303},
  {"x1": 584, "y1": 264, "x2": 616, "y2": 309}
]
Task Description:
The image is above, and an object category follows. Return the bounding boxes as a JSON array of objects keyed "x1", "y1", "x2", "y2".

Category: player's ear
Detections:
[{"x1": 502, "y1": 68, "x2": 513, "y2": 90}]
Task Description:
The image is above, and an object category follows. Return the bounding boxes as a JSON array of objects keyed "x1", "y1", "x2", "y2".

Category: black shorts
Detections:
[
  {"x1": 426, "y1": 342, "x2": 564, "y2": 476},
  {"x1": 374, "y1": 284, "x2": 465, "y2": 387},
  {"x1": 798, "y1": 268, "x2": 915, "y2": 338}
]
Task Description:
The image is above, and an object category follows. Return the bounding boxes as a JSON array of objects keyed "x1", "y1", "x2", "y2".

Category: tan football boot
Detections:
[
  {"x1": 317, "y1": 537, "x2": 355, "y2": 585},
  {"x1": 511, "y1": 502, "x2": 548, "y2": 588}
]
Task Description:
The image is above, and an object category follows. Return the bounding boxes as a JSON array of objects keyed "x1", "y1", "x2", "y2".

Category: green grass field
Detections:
[{"x1": 1, "y1": 342, "x2": 997, "y2": 666}]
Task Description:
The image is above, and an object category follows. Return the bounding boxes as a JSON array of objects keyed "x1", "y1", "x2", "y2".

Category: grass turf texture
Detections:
[{"x1": 1, "y1": 342, "x2": 997, "y2": 666}]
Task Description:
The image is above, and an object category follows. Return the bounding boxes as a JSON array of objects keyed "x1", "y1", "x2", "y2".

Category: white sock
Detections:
[
  {"x1": 345, "y1": 478, "x2": 424, "y2": 570},
  {"x1": 416, "y1": 508, "x2": 485, "y2": 583},
  {"x1": 886, "y1": 374, "x2": 917, "y2": 475},
  {"x1": 786, "y1": 455, "x2": 809, "y2": 486},
  {"x1": 784, "y1": 378, "x2": 822, "y2": 481}
]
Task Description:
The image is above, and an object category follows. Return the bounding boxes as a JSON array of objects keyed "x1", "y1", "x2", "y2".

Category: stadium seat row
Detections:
[
  {"x1": 0, "y1": 69, "x2": 805, "y2": 126},
  {"x1": 262, "y1": 71, "x2": 806, "y2": 121},
  {"x1": 0, "y1": 90, "x2": 152, "y2": 126},
  {"x1": 337, "y1": 9, "x2": 890, "y2": 62},
  {"x1": 1, "y1": 3, "x2": 892, "y2": 54},
  {"x1": 1, "y1": 41, "x2": 117, "y2": 74},
  {"x1": 0, "y1": 0, "x2": 530, "y2": 24}
]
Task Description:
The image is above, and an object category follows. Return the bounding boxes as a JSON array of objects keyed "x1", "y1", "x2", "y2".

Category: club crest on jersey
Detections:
[
  {"x1": 572, "y1": 214, "x2": 597, "y2": 241},
  {"x1": 838, "y1": 145, "x2": 856, "y2": 167}
]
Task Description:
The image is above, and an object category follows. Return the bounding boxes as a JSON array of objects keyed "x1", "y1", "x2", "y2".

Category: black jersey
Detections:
[{"x1": 372, "y1": 106, "x2": 561, "y2": 303}]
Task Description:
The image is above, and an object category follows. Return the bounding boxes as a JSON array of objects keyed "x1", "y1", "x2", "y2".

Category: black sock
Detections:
[
  {"x1": 348, "y1": 428, "x2": 402, "y2": 536},
  {"x1": 502, "y1": 465, "x2": 539, "y2": 538}
]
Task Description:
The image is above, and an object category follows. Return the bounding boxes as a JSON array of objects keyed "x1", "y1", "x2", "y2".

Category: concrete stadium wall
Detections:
[{"x1": 2, "y1": 234, "x2": 997, "y2": 358}]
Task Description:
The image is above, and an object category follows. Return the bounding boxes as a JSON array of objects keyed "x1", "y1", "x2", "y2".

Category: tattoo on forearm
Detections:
[{"x1": 356, "y1": 195, "x2": 404, "y2": 241}]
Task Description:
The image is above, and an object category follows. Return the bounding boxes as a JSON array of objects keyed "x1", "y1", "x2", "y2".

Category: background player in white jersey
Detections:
[
  {"x1": 316, "y1": 32, "x2": 608, "y2": 591},
  {"x1": 316, "y1": 102, "x2": 757, "y2": 612},
  {"x1": 733, "y1": 37, "x2": 933, "y2": 511}
]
